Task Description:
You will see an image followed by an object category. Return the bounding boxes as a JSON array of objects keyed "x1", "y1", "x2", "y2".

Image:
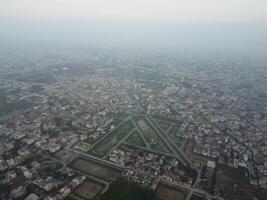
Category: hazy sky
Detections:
[
  {"x1": 1, "y1": 0, "x2": 267, "y2": 23},
  {"x1": 1, "y1": 0, "x2": 267, "y2": 52}
]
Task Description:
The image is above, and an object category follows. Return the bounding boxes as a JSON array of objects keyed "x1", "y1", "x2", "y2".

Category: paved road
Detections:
[
  {"x1": 146, "y1": 116, "x2": 191, "y2": 166},
  {"x1": 129, "y1": 117, "x2": 150, "y2": 148},
  {"x1": 89, "y1": 116, "x2": 131, "y2": 150},
  {"x1": 103, "y1": 128, "x2": 136, "y2": 159}
]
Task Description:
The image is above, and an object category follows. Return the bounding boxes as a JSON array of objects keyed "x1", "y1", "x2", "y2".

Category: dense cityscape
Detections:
[{"x1": 0, "y1": 48, "x2": 266, "y2": 200}]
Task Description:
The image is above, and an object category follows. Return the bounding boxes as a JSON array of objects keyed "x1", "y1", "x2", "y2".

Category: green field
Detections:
[
  {"x1": 133, "y1": 116, "x2": 171, "y2": 153},
  {"x1": 126, "y1": 130, "x2": 146, "y2": 147},
  {"x1": 156, "y1": 120, "x2": 172, "y2": 131},
  {"x1": 155, "y1": 183, "x2": 188, "y2": 200},
  {"x1": 97, "y1": 179, "x2": 155, "y2": 200},
  {"x1": 65, "y1": 196, "x2": 78, "y2": 200},
  {"x1": 190, "y1": 194, "x2": 206, "y2": 200},
  {"x1": 90, "y1": 120, "x2": 134, "y2": 157},
  {"x1": 109, "y1": 112, "x2": 129, "y2": 126},
  {"x1": 84, "y1": 135, "x2": 105, "y2": 145},
  {"x1": 0, "y1": 89, "x2": 32, "y2": 117}
]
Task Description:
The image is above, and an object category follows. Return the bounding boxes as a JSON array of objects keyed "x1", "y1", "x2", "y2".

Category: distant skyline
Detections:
[{"x1": 1, "y1": 0, "x2": 267, "y2": 23}]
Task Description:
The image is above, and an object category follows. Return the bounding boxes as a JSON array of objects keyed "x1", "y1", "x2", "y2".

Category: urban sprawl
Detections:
[{"x1": 0, "y1": 49, "x2": 267, "y2": 200}]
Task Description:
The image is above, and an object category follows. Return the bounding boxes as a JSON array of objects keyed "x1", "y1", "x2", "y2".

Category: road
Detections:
[{"x1": 146, "y1": 116, "x2": 191, "y2": 166}]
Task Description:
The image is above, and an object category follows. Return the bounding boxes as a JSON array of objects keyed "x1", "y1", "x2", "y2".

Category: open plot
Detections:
[
  {"x1": 215, "y1": 165, "x2": 267, "y2": 200},
  {"x1": 125, "y1": 130, "x2": 146, "y2": 147},
  {"x1": 134, "y1": 116, "x2": 171, "y2": 153},
  {"x1": 71, "y1": 158, "x2": 120, "y2": 181},
  {"x1": 74, "y1": 179, "x2": 103, "y2": 199},
  {"x1": 155, "y1": 184, "x2": 187, "y2": 200},
  {"x1": 90, "y1": 120, "x2": 134, "y2": 157}
]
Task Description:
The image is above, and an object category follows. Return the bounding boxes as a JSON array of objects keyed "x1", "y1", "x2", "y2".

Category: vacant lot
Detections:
[
  {"x1": 74, "y1": 179, "x2": 103, "y2": 199},
  {"x1": 155, "y1": 184, "x2": 186, "y2": 200},
  {"x1": 91, "y1": 120, "x2": 134, "y2": 157},
  {"x1": 72, "y1": 158, "x2": 120, "y2": 181},
  {"x1": 215, "y1": 165, "x2": 267, "y2": 200}
]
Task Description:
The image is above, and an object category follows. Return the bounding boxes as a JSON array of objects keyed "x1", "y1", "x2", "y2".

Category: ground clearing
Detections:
[
  {"x1": 155, "y1": 184, "x2": 187, "y2": 200},
  {"x1": 74, "y1": 179, "x2": 103, "y2": 199},
  {"x1": 71, "y1": 158, "x2": 120, "y2": 181},
  {"x1": 215, "y1": 164, "x2": 267, "y2": 200}
]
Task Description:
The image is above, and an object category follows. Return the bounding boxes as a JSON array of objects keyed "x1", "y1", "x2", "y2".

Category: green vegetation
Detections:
[
  {"x1": 181, "y1": 166, "x2": 198, "y2": 185},
  {"x1": 156, "y1": 121, "x2": 172, "y2": 131},
  {"x1": 91, "y1": 120, "x2": 134, "y2": 157},
  {"x1": 65, "y1": 196, "x2": 78, "y2": 200},
  {"x1": 190, "y1": 194, "x2": 206, "y2": 200},
  {"x1": 133, "y1": 116, "x2": 171, "y2": 153},
  {"x1": 0, "y1": 89, "x2": 35, "y2": 117},
  {"x1": 84, "y1": 137, "x2": 99, "y2": 145},
  {"x1": 97, "y1": 179, "x2": 155, "y2": 200},
  {"x1": 109, "y1": 112, "x2": 129, "y2": 126},
  {"x1": 14, "y1": 72, "x2": 55, "y2": 83},
  {"x1": 126, "y1": 130, "x2": 146, "y2": 147},
  {"x1": 0, "y1": 100, "x2": 31, "y2": 117},
  {"x1": 142, "y1": 81, "x2": 165, "y2": 91},
  {"x1": 152, "y1": 115, "x2": 181, "y2": 125},
  {"x1": 155, "y1": 183, "x2": 187, "y2": 200},
  {"x1": 115, "y1": 68, "x2": 161, "y2": 81},
  {"x1": 0, "y1": 89, "x2": 7, "y2": 103},
  {"x1": 30, "y1": 85, "x2": 43, "y2": 93}
]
